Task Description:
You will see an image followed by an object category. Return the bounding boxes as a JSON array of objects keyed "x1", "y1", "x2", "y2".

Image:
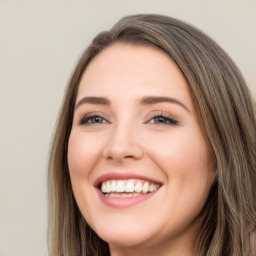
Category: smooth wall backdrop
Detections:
[{"x1": 0, "y1": 1, "x2": 255, "y2": 255}]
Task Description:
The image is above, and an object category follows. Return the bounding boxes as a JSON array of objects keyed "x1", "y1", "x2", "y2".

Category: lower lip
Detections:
[{"x1": 96, "y1": 189, "x2": 160, "y2": 208}]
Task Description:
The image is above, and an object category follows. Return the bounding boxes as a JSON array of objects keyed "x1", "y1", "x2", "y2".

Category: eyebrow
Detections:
[
  {"x1": 141, "y1": 96, "x2": 190, "y2": 113},
  {"x1": 75, "y1": 96, "x2": 190, "y2": 113},
  {"x1": 75, "y1": 97, "x2": 110, "y2": 109}
]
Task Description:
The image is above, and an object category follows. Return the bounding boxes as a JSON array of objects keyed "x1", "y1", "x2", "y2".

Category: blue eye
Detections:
[
  {"x1": 80, "y1": 115, "x2": 109, "y2": 125},
  {"x1": 149, "y1": 115, "x2": 178, "y2": 125}
]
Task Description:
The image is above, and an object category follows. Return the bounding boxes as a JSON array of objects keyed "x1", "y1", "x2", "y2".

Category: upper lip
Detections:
[{"x1": 93, "y1": 172, "x2": 163, "y2": 188}]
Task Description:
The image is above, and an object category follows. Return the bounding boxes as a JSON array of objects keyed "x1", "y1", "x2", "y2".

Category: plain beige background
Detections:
[{"x1": 0, "y1": 1, "x2": 255, "y2": 256}]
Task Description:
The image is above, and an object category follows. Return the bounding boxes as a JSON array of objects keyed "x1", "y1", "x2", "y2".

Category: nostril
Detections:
[
  {"x1": 124, "y1": 155, "x2": 134, "y2": 158},
  {"x1": 103, "y1": 143, "x2": 144, "y2": 161}
]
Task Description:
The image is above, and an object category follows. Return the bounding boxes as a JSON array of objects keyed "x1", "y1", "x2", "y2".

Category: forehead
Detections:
[{"x1": 77, "y1": 43, "x2": 193, "y2": 110}]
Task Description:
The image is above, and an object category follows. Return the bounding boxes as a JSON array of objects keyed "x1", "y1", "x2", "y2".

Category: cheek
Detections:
[
  {"x1": 147, "y1": 130, "x2": 209, "y2": 167},
  {"x1": 67, "y1": 132, "x2": 103, "y2": 178},
  {"x1": 67, "y1": 132, "x2": 102, "y2": 221},
  {"x1": 145, "y1": 131, "x2": 215, "y2": 231},
  {"x1": 145, "y1": 128, "x2": 214, "y2": 196}
]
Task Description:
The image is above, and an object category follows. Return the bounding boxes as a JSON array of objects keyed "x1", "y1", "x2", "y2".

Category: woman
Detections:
[{"x1": 48, "y1": 14, "x2": 256, "y2": 256}]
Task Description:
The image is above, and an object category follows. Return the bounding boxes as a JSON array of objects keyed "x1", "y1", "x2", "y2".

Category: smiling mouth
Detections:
[{"x1": 100, "y1": 179, "x2": 161, "y2": 198}]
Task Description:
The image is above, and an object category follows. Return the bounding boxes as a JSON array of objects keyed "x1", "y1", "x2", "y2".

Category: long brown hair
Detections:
[{"x1": 48, "y1": 14, "x2": 256, "y2": 256}]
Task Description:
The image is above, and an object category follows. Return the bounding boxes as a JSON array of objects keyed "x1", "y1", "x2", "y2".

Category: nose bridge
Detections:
[{"x1": 103, "y1": 116, "x2": 143, "y2": 160}]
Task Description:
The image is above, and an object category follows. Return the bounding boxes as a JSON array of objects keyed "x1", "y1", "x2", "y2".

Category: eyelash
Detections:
[
  {"x1": 147, "y1": 115, "x2": 178, "y2": 125},
  {"x1": 79, "y1": 114, "x2": 179, "y2": 126},
  {"x1": 80, "y1": 114, "x2": 110, "y2": 125}
]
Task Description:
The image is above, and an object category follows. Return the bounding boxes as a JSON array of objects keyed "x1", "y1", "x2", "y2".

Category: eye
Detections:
[
  {"x1": 148, "y1": 115, "x2": 178, "y2": 125},
  {"x1": 80, "y1": 115, "x2": 110, "y2": 125}
]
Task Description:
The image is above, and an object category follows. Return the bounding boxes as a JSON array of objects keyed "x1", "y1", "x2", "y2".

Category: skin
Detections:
[{"x1": 68, "y1": 43, "x2": 215, "y2": 256}]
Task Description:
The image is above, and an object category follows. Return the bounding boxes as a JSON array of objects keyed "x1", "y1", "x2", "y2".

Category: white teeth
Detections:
[
  {"x1": 125, "y1": 181, "x2": 134, "y2": 192},
  {"x1": 111, "y1": 180, "x2": 117, "y2": 192},
  {"x1": 106, "y1": 181, "x2": 111, "y2": 193},
  {"x1": 109, "y1": 193, "x2": 140, "y2": 198},
  {"x1": 134, "y1": 182, "x2": 142, "y2": 193},
  {"x1": 142, "y1": 181, "x2": 149, "y2": 193},
  {"x1": 149, "y1": 183, "x2": 154, "y2": 192},
  {"x1": 101, "y1": 182, "x2": 107, "y2": 193},
  {"x1": 116, "y1": 180, "x2": 125, "y2": 192},
  {"x1": 100, "y1": 179, "x2": 161, "y2": 195}
]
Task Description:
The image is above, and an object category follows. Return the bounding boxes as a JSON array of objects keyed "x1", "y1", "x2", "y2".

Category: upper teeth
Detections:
[{"x1": 100, "y1": 179, "x2": 160, "y2": 194}]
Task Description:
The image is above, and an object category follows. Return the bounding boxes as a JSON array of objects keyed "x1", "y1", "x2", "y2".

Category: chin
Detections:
[{"x1": 95, "y1": 225, "x2": 155, "y2": 248}]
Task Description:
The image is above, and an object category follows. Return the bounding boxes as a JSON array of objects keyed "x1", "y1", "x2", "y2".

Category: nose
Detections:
[{"x1": 103, "y1": 124, "x2": 144, "y2": 161}]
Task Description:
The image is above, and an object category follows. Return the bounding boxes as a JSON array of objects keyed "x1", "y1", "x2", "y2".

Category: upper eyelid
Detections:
[
  {"x1": 77, "y1": 111, "x2": 109, "y2": 120},
  {"x1": 145, "y1": 110, "x2": 178, "y2": 120}
]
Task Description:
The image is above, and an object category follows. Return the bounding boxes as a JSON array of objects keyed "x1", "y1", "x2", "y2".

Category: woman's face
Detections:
[{"x1": 68, "y1": 43, "x2": 215, "y2": 254}]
